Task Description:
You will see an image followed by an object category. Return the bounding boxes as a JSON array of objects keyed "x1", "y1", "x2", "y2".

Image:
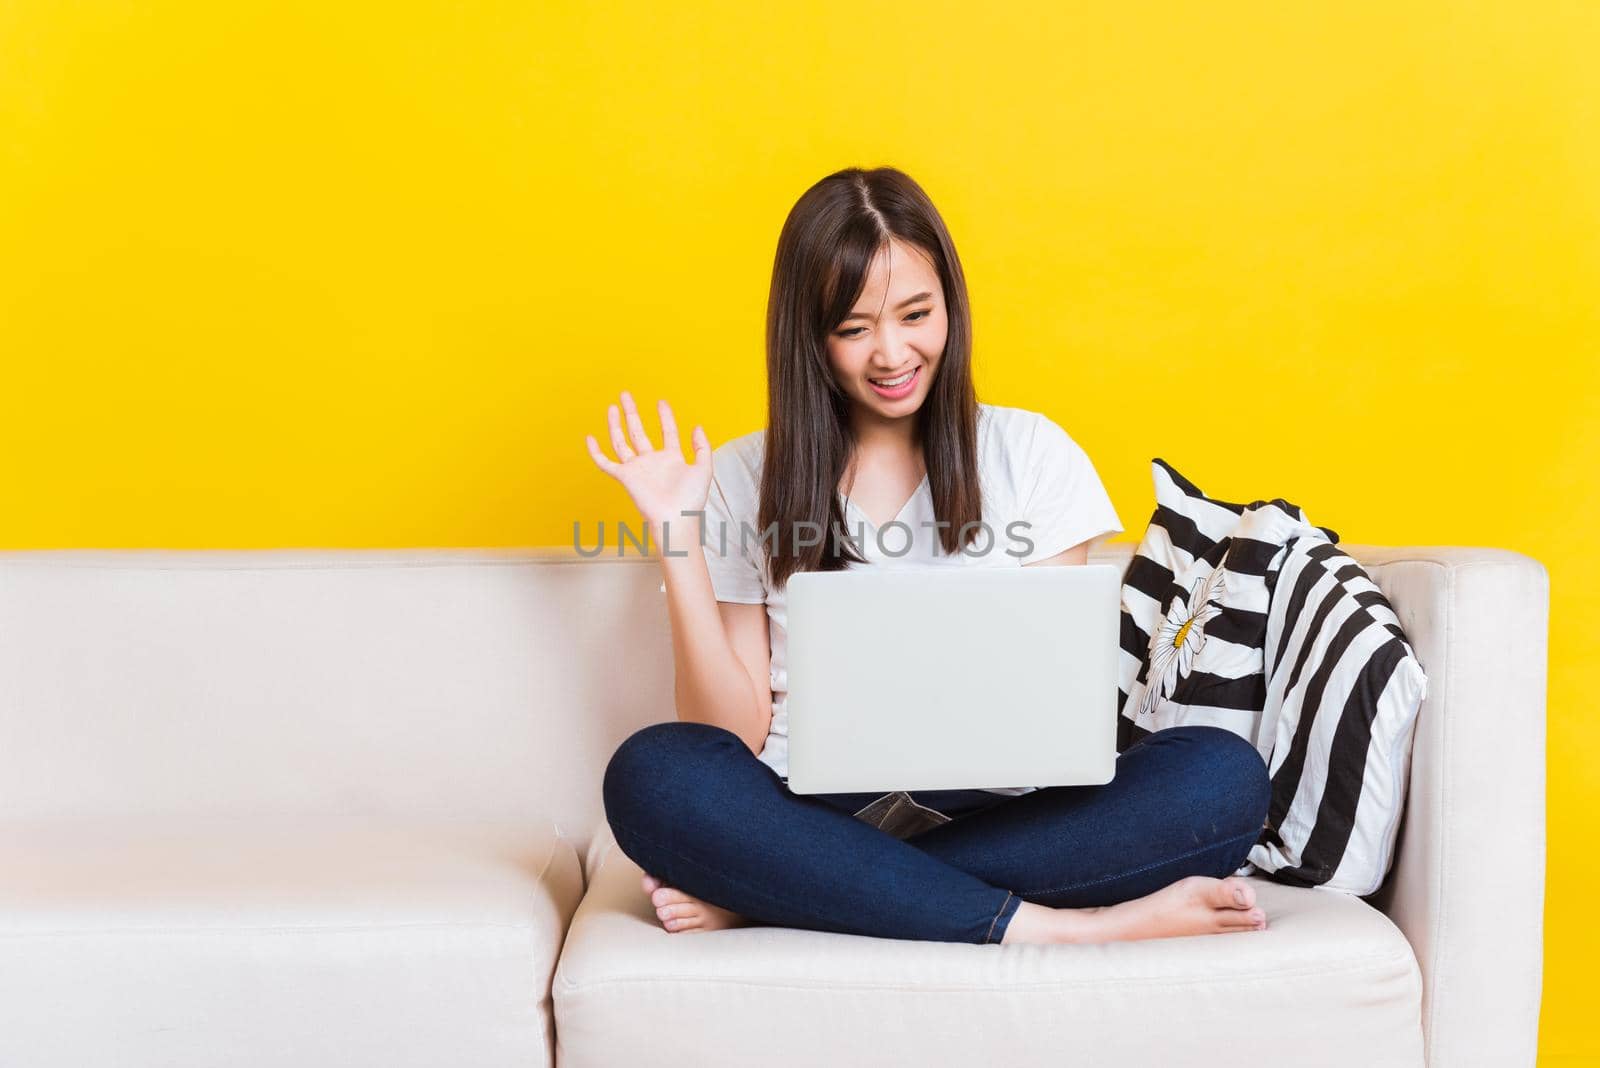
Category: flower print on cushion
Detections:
[
  {"x1": 1119, "y1": 459, "x2": 1336, "y2": 749},
  {"x1": 1135, "y1": 563, "x2": 1228, "y2": 719}
]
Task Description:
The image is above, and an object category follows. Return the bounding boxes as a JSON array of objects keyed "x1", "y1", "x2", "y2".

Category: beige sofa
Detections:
[{"x1": 0, "y1": 544, "x2": 1546, "y2": 1067}]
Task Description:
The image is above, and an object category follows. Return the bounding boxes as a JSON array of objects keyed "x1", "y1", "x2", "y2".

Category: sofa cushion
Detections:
[
  {"x1": 0, "y1": 817, "x2": 582, "y2": 1068},
  {"x1": 1245, "y1": 537, "x2": 1430, "y2": 895},
  {"x1": 1117, "y1": 463, "x2": 1429, "y2": 896},
  {"x1": 554, "y1": 828, "x2": 1424, "y2": 1067},
  {"x1": 1119, "y1": 458, "x2": 1336, "y2": 739}
]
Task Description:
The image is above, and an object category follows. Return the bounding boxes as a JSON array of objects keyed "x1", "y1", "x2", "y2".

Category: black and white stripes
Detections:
[
  {"x1": 1245, "y1": 538, "x2": 1429, "y2": 893},
  {"x1": 1118, "y1": 459, "x2": 1334, "y2": 744},
  {"x1": 1117, "y1": 459, "x2": 1428, "y2": 895}
]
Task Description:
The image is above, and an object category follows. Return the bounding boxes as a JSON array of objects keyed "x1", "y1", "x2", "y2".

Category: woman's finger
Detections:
[
  {"x1": 657, "y1": 398, "x2": 682, "y2": 455},
  {"x1": 619, "y1": 390, "x2": 654, "y2": 453},
  {"x1": 607, "y1": 404, "x2": 636, "y2": 462},
  {"x1": 585, "y1": 434, "x2": 622, "y2": 476},
  {"x1": 690, "y1": 424, "x2": 710, "y2": 465}
]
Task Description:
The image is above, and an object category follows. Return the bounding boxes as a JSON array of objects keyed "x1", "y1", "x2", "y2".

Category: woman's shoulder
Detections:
[
  {"x1": 711, "y1": 426, "x2": 766, "y2": 470},
  {"x1": 708, "y1": 427, "x2": 767, "y2": 508},
  {"x1": 976, "y1": 402, "x2": 1075, "y2": 461},
  {"x1": 978, "y1": 401, "x2": 1044, "y2": 436}
]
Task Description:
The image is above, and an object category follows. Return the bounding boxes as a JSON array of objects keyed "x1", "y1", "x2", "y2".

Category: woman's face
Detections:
[{"x1": 824, "y1": 237, "x2": 948, "y2": 427}]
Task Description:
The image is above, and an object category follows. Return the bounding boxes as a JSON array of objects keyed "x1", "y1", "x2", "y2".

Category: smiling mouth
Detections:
[{"x1": 868, "y1": 368, "x2": 917, "y2": 387}]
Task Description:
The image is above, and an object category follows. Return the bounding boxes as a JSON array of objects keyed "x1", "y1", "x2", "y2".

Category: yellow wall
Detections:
[{"x1": 2, "y1": 1, "x2": 1594, "y2": 1059}]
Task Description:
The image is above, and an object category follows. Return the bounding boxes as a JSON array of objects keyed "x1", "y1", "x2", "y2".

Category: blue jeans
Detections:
[{"x1": 601, "y1": 721, "x2": 1270, "y2": 945}]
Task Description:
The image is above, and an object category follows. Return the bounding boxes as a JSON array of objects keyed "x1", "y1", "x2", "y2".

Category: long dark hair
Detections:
[{"x1": 758, "y1": 166, "x2": 982, "y2": 589}]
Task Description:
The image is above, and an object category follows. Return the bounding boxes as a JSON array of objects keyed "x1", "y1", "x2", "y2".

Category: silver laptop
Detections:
[{"x1": 784, "y1": 563, "x2": 1121, "y2": 794}]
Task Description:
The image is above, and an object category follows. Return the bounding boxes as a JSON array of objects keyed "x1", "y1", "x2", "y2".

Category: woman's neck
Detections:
[
  {"x1": 848, "y1": 407, "x2": 922, "y2": 457},
  {"x1": 845, "y1": 410, "x2": 924, "y2": 486}
]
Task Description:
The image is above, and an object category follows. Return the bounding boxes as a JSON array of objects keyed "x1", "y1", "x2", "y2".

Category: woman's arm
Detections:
[
  {"x1": 585, "y1": 390, "x2": 773, "y2": 756},
  {"x1": 658, "y1": 522, "x2": 774, "y2": 754}
]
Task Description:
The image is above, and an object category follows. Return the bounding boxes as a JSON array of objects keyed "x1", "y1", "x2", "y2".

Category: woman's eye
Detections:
[{"x1": 837, "y1": 310, "x2": 927, "y2": 337}]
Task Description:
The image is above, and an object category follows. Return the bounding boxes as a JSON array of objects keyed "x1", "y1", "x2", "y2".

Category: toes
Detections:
[
  {"x1": 1220, "y1": 907, "x2": 1265, "y2": 926},
  {"x1": 1212, "y1": 876, "x2": 1256, "y2": 911},
  {"x1": 1219, "y1": 908, "x2": 1267, "y2": 933},
  {"x1": 651, "y1": 887, "x2": 694, "y2": 908},
  {"x1": 657, "y1": 901, "x2": 704, "y2": 923}
]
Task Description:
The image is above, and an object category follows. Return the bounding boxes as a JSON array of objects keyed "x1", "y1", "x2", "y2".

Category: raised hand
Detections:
[{"x1": 584, "y1": 390, "x2": 713, "y2": 536}]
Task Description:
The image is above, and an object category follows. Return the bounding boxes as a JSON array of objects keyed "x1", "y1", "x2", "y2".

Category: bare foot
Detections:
[
  {"x1": 1001, "y1": 875, "x2": 1268, "y2": 945},
  {"x1": 640, "y1": 873, "x2": 751, "y2": 934}
]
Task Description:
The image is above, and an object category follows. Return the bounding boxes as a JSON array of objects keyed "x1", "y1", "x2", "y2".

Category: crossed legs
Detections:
[{"x1": 602, "y1": 720, "x2": 1272, "y2": 945}]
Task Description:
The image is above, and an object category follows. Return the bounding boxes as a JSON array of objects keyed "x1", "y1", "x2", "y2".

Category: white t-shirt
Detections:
[{"x1": 699, "y1": 402, "x2": 1124, "y2": 795}]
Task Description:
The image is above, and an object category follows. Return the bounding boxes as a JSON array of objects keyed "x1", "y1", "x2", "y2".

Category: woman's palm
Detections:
[{"x1": 584, "y1": 391, "x2": 713, "y2": 529}]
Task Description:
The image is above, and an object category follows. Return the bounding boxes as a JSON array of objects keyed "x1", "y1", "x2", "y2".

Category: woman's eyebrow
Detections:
[{"x1": 842, "y1": 291, "x2": 934, "y2": 321}]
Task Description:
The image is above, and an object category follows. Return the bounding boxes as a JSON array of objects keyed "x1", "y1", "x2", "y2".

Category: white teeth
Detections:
[{"x1": 870, "y1": 369, "x2": 915, "y2": 387}]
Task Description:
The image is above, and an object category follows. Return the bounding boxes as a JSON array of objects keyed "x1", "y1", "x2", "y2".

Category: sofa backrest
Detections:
[
  {"x1": 0, "y1": 549, "x2": 678, "y2": 856},
  {"x1": 0, "y1": 544, "x2": 1469, "y2": 866}
]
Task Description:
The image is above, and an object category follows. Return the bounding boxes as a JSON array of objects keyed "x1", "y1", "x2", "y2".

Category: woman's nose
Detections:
[{"x1": 870, "y1": 324, "x2": 908, "y2": 365}]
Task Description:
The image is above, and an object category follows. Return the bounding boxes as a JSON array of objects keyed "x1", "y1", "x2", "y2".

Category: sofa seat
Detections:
[
  {"x1": 555, "y1": 827, "x2": 1425, "y2": 1067},
  {"x1": 0, "y1": 817, "x2": 583, "y2": 1068}
]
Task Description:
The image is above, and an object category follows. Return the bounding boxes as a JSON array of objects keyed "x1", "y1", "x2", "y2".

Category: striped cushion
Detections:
[
  {"x1": 1244, "y1": 538, "x2": 1430, "y2": 894},
  {"x1": 1118, "y1": 460, "x2": 1427, "y2": 893},
  {"x1": 1118, "y1": 459, "x2": 1335, "y2": 746}
]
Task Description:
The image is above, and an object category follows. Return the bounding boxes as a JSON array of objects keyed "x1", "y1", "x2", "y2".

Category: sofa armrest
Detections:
[{"x1": 1357, "y1": 546, "x2": 1548, "y2": 1068}]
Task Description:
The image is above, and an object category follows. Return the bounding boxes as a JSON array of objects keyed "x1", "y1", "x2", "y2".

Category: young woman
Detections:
[{"x1": 582, "y1": 166, "x2": 1271, "y2": 946}]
